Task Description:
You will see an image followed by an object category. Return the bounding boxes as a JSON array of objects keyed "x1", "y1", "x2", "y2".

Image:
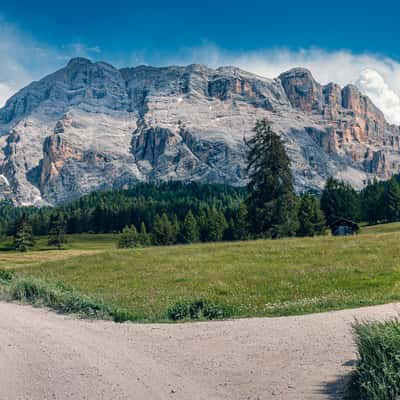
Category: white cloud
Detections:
[
  {"x1": 0, "y1": 17, "x2": 102, "y2": 107},
  {"x1": 63, "y1": 42, "x2": 102, "y2": 57},
  {"x1": 356, "y1": 69, "x2": 400, "y2": 125},
  {"x1": 0, "y1": 83, "x2": 14, "y2": 104}
]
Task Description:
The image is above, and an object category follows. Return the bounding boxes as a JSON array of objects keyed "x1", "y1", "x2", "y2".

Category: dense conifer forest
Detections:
[{"x1": 2, "y1": 171, "x2": 400, "y2": 249}]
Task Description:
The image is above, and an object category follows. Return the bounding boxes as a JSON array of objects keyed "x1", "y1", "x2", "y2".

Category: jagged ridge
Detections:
[{"x1": 0, "y1": 58, "x2": 399, "y2": 205}]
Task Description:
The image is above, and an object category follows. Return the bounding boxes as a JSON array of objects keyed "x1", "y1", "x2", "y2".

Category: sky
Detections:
[{"x1": 1, "y1": 0, "x2": 400, "y2": 123}]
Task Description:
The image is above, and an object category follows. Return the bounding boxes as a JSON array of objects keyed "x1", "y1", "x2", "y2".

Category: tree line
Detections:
[
  {"x1": 3, "y1": 119, "x2": 400, "y2": 251},
  {"x1": 320, "y1": 175, "x2": 400, "y2": 226}
]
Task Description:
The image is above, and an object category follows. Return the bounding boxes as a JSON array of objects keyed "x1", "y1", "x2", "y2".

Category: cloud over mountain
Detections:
[
  {"x1": 1, "y1": 17, "x2": 400, "y2": 125},
  {"x1": 356, "y1": 69, "x2": 400, "y2": 125}
]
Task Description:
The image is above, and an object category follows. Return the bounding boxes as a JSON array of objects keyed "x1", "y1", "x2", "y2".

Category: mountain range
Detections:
[{"x1": 0, "y1": 57, "x2": 399, "y2": 205}]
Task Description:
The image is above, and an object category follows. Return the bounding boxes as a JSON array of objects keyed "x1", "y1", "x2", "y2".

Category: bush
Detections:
[
  {"x1": 117, "y1": 225, "x2": 140, "y2": 248},
  {"x1": 112, "y1": 308, "x2": 137, "y2": 323},
  {"x1": 167, "y1": 298, "x2": 234, "y2": 321},
  {"x1": 0, "y1": 269, "x2": 14, "y2": 283},
  {"x1": 346, "y1": 320, "x2": 400, "y2": 399}
]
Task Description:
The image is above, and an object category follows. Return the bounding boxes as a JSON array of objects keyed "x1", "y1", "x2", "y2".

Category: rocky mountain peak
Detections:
[
  {"x1": 279, "y1": 68, "x2": 324, "y2": 113},
  {"x1": 279, "y1": 67, "x2": 316, "y2": 80},
  {"x1": 66, "y1": 57, "x2": 93, "y2": 68},
  {"x1": 0, "y1": 59, "x2": 399, "y2": 205}
]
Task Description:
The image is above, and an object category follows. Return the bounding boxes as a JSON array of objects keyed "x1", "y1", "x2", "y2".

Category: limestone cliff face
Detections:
[
  {"x1": 0, "y1": 58, "x2": 399, "y2": 205},
  {"x1": 279, "y1": 68, "x2": 324, "y2": 113},
  {"x1": 279, "y1": 68, "x2": 400, "y2": 183}
]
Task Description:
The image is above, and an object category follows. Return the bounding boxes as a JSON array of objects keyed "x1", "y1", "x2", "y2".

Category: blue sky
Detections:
[
  {"x1": 2, "y1": 0, "x2": 399, "y2": 62},
  {"x1": 1, "y1": 0, "x2": 400, "y2": 123}
]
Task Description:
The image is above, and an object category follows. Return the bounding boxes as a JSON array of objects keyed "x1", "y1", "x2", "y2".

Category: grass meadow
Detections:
[{"x1": 0, "y1": 222, "x2": 399, "y2": 321}]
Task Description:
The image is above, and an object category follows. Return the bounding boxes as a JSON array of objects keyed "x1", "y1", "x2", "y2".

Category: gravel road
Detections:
[{"x1": 1, "y1": 301, "x2": 399, "y2": 400}]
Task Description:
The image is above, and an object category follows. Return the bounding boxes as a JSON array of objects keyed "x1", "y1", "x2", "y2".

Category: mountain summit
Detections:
[{"x1": 0, "y1": 59, "x2": 399, "y2": 205}]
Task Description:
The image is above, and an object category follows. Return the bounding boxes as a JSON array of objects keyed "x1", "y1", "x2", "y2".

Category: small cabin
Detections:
[{"x1": 330, "y1": 218, "x2": 360, "y2": 236}]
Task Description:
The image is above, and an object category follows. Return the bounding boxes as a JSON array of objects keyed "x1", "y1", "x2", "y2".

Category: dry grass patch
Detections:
[{"x1": 0, "y1": 250, "x2": 103, "y2": 270}]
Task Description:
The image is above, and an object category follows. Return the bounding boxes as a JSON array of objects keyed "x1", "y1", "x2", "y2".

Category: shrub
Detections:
[
  {"x1": 112, "y1": 308, "x2": 137, "y2": 323},
  {"x1": 167, "y1": 300, "x2": 189, "y2": 321},
  {"x1": 0, "y1": 269, "x2": 14, "y2": 283},
  {"x1": 346, "y1": 320, "x2": 400, "y2": 399},
  {"x1": 167, "y1": 298, "x2": 234, "y2": 321},
  {"x1": 117, "y1": 225, "x2": 140, "y2": 248}
]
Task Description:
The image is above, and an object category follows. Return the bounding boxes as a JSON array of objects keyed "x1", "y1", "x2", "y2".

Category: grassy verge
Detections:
[
  {"x1": 0, "y1": 273, "x2": 137, "y2": 322},
  {"x1": 0, "y1": 271, "x2": 233, "y2": 322},
  {"x1": 347, "y1": 320, "x2": 400, "y2": 399}
]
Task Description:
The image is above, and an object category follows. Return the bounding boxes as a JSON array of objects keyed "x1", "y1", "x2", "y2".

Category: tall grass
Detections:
[
  {"x1": 5, "y1": 276, "x2": 138, "y2": 323},
  {"x1": 0, "y1": 269, "x2": 14, "y2": 283},
  {"x1": 347, "y1": 320, "x2": 400, "y2": 399}
]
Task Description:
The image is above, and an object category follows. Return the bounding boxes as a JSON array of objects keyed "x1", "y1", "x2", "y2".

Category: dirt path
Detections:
[{"x1": 1, "y1": 302, "x2": 400, "y2": 400}]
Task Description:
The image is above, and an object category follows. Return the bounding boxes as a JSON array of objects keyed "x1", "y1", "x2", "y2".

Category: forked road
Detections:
[{"x1": 1, "y1": 302, "x2": 399, "y2": 400}]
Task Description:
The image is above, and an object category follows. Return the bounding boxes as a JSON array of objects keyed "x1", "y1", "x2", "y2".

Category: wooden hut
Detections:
[{"x1": 330, "y1": 218, "x2": 360, "y2": 236}]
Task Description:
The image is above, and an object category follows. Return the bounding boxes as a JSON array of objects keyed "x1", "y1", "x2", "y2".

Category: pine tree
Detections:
[
  {"x1": 361, "y1": 179, "x2": 385, "y2": 224},
  {"x1": 233, "y1": 203, "x2": 249, "y2": 240},
  {"x1": 13, "y1": 216, "x2": 35, "y2": 252},
  {"x1": 245, "y1": 119, "x2": 297, "y2": 238},
  {"x1": 385, "y1": 178, "x2": 400, "y2": 222},
  {"x1": 224, "y1": 218, "x2": 236, "y2": 241},
  {"x1": 152, "y1": 213, "x2": 176, "y2": 245},
  {"x1": 297, "y1": 193, "x2": 326, "y2": 237},
  {"x1": 92, "y1": 204, "x2": 106, "y2": 233},
  {"x1": 312, "y1": 200, "x2": 326, "y2": 235},
  {"x1": 203, "y1": 208, "x2": 227, "y2": 242},
  {"x1": 48, "y1": 213, "x2": 67, "y2": 249},
  {"x1": 198, "y1": 209, "x2": 209, "y2": 242},
  {"x1": 117, "y1": 225, "x2": 139, "y2": 248},
  {"x1": 171, "y1": 215, "x2": 180, "y2": 244},
  {"x1": 180, "y1": 210, "x2": 199, "y2": 243},
  {"x1": 138, "y1": 222, "x2": 151, "y2": 246},
  {"x1": 297, "y1": 194, "x2": 314, "y2": 237}
]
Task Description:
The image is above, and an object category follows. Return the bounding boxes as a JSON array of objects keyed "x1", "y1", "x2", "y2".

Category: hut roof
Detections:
[{"x1": 330, "y1": 218, "x2": 360, "y2": 231}]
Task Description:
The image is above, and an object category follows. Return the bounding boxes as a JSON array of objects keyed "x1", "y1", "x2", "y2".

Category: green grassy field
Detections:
[{"x1": 1, "y1": 222, "x2": 400, "y2": 321}]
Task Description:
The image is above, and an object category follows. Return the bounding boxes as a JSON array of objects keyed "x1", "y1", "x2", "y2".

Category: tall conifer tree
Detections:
[
  {"x1": 180, "y1": 210, "x2": 199, "y2": 243},
  {"x1": 13, "y1": 215, "x2": 35, "y2": 252},
  {"x1": 245, "y1": 119, "x2": 297, "y2": 238},
  {"x1": 48, "y1": 213, "x2": 67, "y2": 249},
  {"x1": 297, "y1": 193, "x2": 326, "y2": 237},
  {"x1": 385, "y1": 178, "x2": 400, "y2": 222},
  {"x1": 152, "y1": 213, "x2": 176, "y2": 245}
]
